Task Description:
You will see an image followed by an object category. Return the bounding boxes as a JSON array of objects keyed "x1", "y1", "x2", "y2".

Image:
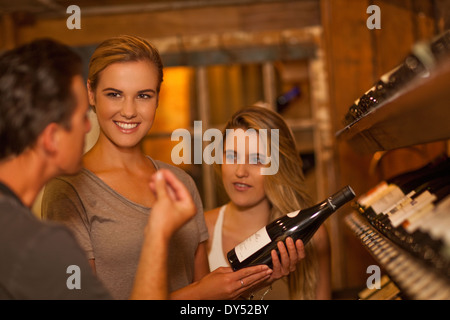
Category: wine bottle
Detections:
[
  {"x1": 276, "y1": 86, "x2": 301, "y2": 113},
  {"x1": 342, "y1": 30, "x2": 450, "y2": 127},
  {"x1": 419, "y1": 195, "x2": 450, "y2": 241},
  {"x1": 373, "y1": 181, "x2": 450, "y2": 268},
  {"x1": 357, "y1": 154, "x2": 450, "y2": 221},
  {"x1": 376, "y1": 175, "x2": 449, "y2": 229},
  {"x1": 429, "y1": 29, "x2": 450, "y2": 61},
  {"x1": 392, "y1": 182, "x2": 450, "y2": 228},
  {"x1": 404, "y1": 194, "x2": 450, "y2": 268},
  {"x1": 227, "y1": 185, "x2": 355, "y2": 270}
]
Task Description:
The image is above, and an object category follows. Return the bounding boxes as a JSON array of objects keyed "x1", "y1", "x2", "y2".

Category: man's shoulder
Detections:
[
  {"x1": 0, "y1": 200, "x2": 110, "y2": 299},
  {"x1": 0, "y1": 198, "x2": 74, "y2": 253}
]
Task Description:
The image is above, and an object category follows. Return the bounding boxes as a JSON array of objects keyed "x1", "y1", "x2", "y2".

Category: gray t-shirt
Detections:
[
  {"x1": 41, "y1": 159, "x2": 208, "y2": 300},
  {"x1": 0, "y1": 183, "x2": 111, "y2": 300}
]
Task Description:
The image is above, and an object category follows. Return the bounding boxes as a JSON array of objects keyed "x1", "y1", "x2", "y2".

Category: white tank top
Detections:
[
  {"x1": 208, "y1": 205, "x2": 230, "y2": 271},
  {"x1": 207, "y1": 205, "x2": 291, "y2": 299}
]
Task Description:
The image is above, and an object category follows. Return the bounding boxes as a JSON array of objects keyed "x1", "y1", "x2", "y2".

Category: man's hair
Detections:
[{"x1": 0, "y1": 38, "x2": 83, "y2": 160}]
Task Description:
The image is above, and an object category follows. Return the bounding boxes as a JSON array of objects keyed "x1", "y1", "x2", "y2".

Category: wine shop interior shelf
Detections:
[
  {"x1": 345, "y1": 212, "x2": 450, "y2": 300},
  {"x1": 336, "y1": 58, "x2": 450, "y2": 154}
]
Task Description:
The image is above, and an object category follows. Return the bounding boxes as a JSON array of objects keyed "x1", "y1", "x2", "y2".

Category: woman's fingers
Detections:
[
  {"x1": 270, "y1": 237, "x2": 306, "y2": 278},
  {"x1": 234, "y1": 265, "x2": 272, "y2": 289},
  {"x1": 208, "y1": 266, "x2": 272, "y2": 299}
]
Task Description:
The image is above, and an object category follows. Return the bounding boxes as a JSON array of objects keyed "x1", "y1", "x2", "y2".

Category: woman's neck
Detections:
[
  {"x1": 226, "y1": 199, "x2": 272, "y2": 233},
  {"x1": 83, "y1": 135, "x2": 149, "y2": 173}
]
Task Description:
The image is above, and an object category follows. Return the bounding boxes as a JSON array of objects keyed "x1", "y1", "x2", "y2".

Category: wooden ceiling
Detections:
[
  {"x1": 0, "y1": 0, "x2": 301, "y2": 17},
  {"x1": 0, "y1": 0, "x2": 323, "y2": 61}
]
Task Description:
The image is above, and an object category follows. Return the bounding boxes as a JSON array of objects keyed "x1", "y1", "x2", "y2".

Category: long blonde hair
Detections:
[{"x1": 221, "y1": 106, "x2": 318, "y2": 299}]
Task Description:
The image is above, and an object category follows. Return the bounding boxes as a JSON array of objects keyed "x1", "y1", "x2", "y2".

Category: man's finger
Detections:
[
  {"x1": 153, "y1": 171, "x2": 169, "y2": 199},
  {"x1": 160, "y1": 169, "x2": 190, "y2": 202}
]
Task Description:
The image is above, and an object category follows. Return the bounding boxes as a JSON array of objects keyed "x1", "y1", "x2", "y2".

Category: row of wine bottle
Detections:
[
  {"x1": 343, "y1": 29, "x2": 450, "y2": 126},
  {"x1": 354, "y1": 154, "x2": 450, "y2": 278}
]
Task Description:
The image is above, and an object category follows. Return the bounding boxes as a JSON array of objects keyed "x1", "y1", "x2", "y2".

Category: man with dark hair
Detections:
[{"x1": 0, "y1": 39, "x2": 196, "y2": 299}]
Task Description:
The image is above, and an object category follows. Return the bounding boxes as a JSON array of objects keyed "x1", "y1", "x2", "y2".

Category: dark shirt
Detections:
[{"x1": 0, "y1": 182, "x2": 111, "y2": 299}]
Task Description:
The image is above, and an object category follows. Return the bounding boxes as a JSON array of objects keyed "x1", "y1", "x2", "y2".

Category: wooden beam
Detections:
[
  {"x1": 15, "y1": 1, "x2": 320, "y2": 46},
  {"x1": 152, "y1": 43, "x2": 316, "y2": 66},
  {"x1": 321, "y1": 0, "x2": 378, "y2": 292}
]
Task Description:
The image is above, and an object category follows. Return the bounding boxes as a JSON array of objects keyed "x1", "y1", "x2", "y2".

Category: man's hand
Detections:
[
  {"x1": 148, "y1": 169, "x2": 197, "y2": 240},
  {"x1": 130, "y1": 169, "x2": 197, "y2": 299}
]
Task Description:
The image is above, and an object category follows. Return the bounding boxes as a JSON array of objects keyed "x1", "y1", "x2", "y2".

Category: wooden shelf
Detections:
[
  {"x1": 340, "y1": 54, "x2": 450, "y2": 299},
  {"x1": 336, "y1": 57, "x2": 450, "y2": 154},
  {"x1": 345, "y1": 212, "x2": 450, "y2": 300}
]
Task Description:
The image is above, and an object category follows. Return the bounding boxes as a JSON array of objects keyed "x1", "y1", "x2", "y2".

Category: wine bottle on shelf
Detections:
[
  {"x1": 418, "y1": 195, "x2": 450, "y2": 242},
  {"x1": 377, "y1": 175, "x2": 449, "y2": 229},
  {"x1": 398, "y1": 183, "x2": 450, "y2": 238},
  {"x1": 342, "y1": 30, "x2": 450, "y2": 126},
  {"x1": 276, "y1": 86, "x2": 301, "y2": 113},
  {"x1": 372, "y1": 175, "x2": 449, "y2": 238},
  {"x1": 404, "y1": 210, "x2": 450, "y2": 278},
  {"x1": 356, "y1": 154, "x2": 450, "y2": 221},
  {"x1": 429, "y1": 29, "x2": 450, "y2": 62},
  {"x1": 375, "y1": 181, "x2": 450, "y2": 270},
  {"x1": 356, "y1": 154, "x2": 447, "y2": 211},
  {"x1": 227, "y1": 186, "x2": 355, "y2": 271},
  {"x1": 395, "y1": 183, "x2": 450, "y2": 229},
  {"x1": 418, "y1": 196, "x2": 450, "y2": 272},
  {"x1": 343, "y1": 103, "x2": 360, "y2": 125}
]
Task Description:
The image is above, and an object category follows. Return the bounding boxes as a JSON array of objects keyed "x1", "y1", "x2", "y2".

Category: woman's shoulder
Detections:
[{"x1": 45, "y1": 169, "x2": 89, "y2": 191}]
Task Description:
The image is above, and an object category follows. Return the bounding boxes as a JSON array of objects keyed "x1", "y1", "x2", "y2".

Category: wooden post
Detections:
[
  {"x1": 262, "y1": 62, "x2": 276, "y2": 110},
  {"x1": 197, "y1": 66, "x2": 216, "y2": 210},
  {"x1": 1, "y1": 14, "x2": 17, "y2": 50}
]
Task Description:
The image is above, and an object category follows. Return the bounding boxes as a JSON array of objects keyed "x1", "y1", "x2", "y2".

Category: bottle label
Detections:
[
  {"x1": 403, "y1": 202, "x2": 434, "y2": 233},
  {"x1": 391, "y1": 191, "x2": 436, "y2": 227},
  {"x1": 234, "y1": 227, "x2": 272, "y2": 263},
  {"x1": 371, "y1": 185, "x2": 405, "y2": 214},
  {"x1": 358, "y1": 182, "x2": 388, "y2": 207},
  {"x1": 362, "y1": 182, "x2": 392, "y2": 208}
]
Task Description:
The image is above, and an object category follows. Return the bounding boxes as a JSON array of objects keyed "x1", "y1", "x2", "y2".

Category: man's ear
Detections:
[
  {"x1": 38, "y1": 123, "x2": 61, "y2": 156},
  {"x1": 87, "y1": 80, "x2": 96, "y2": 112}
]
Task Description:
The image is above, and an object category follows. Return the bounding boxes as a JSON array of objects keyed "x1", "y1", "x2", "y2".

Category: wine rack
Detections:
[
  {"x1": 346, "y1": 212, "x2": 450, "y2": 300},
  {"x1": 336, "y1": 57, "x2": 450, "y2": 154},
  {"x1": 338, "y1": 49, "x2": 450, "y2": 299}
]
